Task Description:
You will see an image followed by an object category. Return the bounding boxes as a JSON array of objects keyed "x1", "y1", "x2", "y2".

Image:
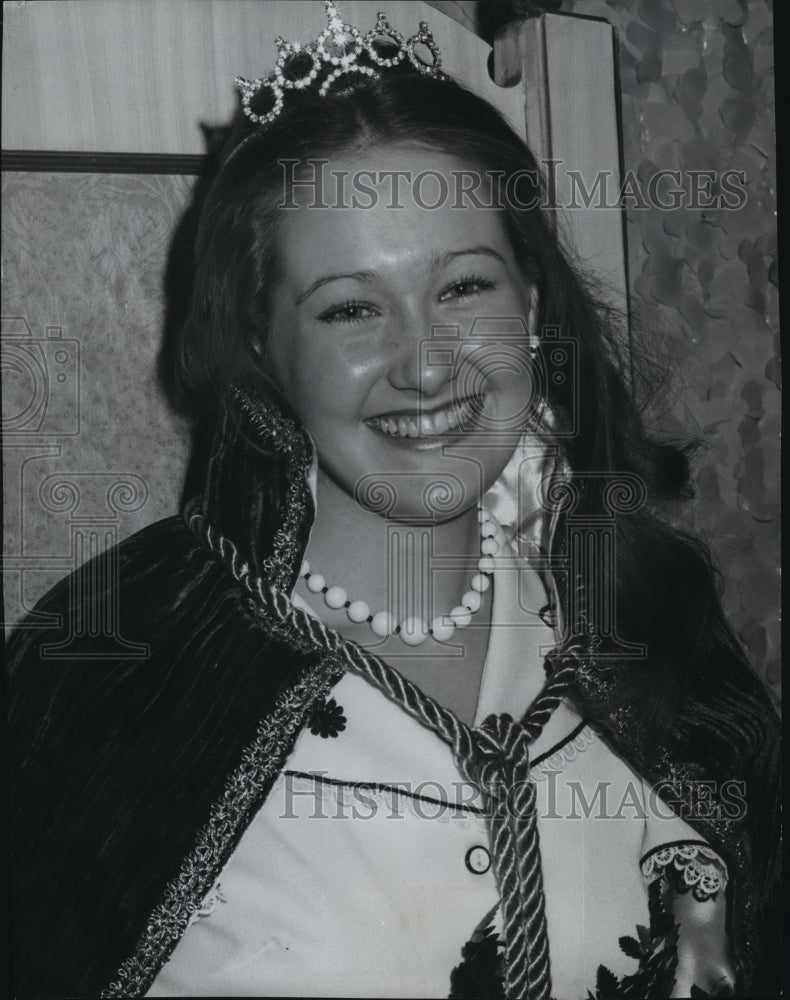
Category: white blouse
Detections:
[{"x1": 147, "y1": 552, "x2": 725, "y2": 998}]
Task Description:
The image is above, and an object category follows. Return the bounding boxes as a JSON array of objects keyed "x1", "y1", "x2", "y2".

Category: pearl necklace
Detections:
[{"x1": 299, "y1": 507, "x2": 500, "y2": 646}]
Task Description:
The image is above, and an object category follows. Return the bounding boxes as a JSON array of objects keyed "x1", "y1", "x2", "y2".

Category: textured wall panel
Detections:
[
  {"x1": 2, "y1": 172, "x2": 193, "y2": 628},
  {"x1": 560, "y1": 0, "x2": 779, "y2": 705}
]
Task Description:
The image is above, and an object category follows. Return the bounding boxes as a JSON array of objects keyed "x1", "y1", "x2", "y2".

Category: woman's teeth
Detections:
[{"x1": 371, "y1": 398, "x2": 479, "y2": 438}]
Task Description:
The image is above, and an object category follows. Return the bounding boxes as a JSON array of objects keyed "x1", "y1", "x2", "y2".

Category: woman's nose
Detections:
[{"x1": 387, "y1": 313, "x2": 455, "y2": 397}]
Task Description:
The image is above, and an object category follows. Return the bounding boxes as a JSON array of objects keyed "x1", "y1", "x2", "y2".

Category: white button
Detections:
[{"x1": 465, "y1": 845, "x2": 491, "y2": 874}]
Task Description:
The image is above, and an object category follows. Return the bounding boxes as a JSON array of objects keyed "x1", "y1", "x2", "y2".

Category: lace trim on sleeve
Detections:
[{"x1": 640, "y1": 840, "x2": 728, "y2": 901}]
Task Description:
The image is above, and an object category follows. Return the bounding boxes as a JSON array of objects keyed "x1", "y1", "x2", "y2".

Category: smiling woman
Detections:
[{"x1": 7, "y1": 3, "x2": 780, "y2": 1000}]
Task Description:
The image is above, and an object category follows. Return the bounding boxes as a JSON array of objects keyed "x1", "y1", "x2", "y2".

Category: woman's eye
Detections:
[
  {"x1": 318, "y1": 301, "x2": 379, "y2": 325},
  {"x1": 439, "y1": 276, "x2": 497, "y2": 302}
]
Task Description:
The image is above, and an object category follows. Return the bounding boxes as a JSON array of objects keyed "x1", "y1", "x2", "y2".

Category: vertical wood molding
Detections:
[{"x1": 493, "y1": 13, "x2": 628, "y2": 317}]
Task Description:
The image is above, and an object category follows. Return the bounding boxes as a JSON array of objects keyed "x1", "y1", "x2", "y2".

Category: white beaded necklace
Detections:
[{"x1": 299, "y1": 507, "x2": 500, "y2": 646}]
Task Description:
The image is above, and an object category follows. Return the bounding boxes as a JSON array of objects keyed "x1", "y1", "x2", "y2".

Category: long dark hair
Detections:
[{"x1": 174, "y1": 72, "x2": 780, "y2": 985}]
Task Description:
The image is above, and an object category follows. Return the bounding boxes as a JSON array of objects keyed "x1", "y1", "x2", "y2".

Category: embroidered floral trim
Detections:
[
  {"x1": 308, "y1": 697, "x2": 347, "y2": 738},
  {"x1": 641, "y1": 841, "x2": 728, "y2": 901},
  {"x1": 101, "y1": 654, "x2": 345, "y2": 997},
  {"x1": 585, "y1": 879, "x2": 680, "y2": 999},
  {"x1": 452, "y1": 874, "x2": 734, "y2": 1000},
  {"x1": 232, "y1": 385, "x2": 314, "y2": 591},
  {"x1": 230, "y1": 383, "x2": 301, "y2": 455},
  {"x1": 450, "y1": 903, "x2": 505, "y2": 998}
]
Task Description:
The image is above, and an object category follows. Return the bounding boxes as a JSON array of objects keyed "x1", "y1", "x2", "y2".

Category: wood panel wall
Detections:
[{"x1": 2, "y1": 0, "x2": 526, "y2": 153}]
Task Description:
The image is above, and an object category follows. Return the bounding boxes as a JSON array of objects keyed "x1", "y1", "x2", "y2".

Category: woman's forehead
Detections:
[
  {"x1": 293, "y1": 141, "x2": 474, "y2": 172},
  {"x1": 276, "y1": 144, "x2": 513, "y2": 276},
  {"x1": 284, "y1": 143, "x2": 502, "y2": 209}
]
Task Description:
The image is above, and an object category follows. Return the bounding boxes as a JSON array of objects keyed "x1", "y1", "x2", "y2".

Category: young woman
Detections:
[{"x1": 8, "y1": 4, "x2": 780, "y2": 998}]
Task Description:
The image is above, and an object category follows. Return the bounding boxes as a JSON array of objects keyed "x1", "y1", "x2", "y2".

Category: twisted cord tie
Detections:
[
  {"x1": 462, "y1": 713, "x2": 549, "y2": 1000},
  {"x1": 192, "y1": 512, "x2": 580, "y2": 1000}
]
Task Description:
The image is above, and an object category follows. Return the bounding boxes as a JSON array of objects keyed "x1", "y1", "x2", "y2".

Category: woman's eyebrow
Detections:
[
  {"x1": 295, "y1": 270, "x2": 378, "y2": 305},
  {"x1": 294, "y1": 246, "x2": 505, "y2": 305},
  {"x1": 439, "y1": 245, "x2": 507, "y2": 267}
]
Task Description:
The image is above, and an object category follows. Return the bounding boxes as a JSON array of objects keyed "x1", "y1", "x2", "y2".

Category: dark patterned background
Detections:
[
  {"x1": 2, "y1": 0, "x2": 778, "y2": 706},
  {"x1": 559, "y1": 0, "x2": 778, "y2": 707}
]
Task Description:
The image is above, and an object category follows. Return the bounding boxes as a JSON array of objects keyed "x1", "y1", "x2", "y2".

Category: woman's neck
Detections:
[
  {"x1": 301, "y1": 469, "x2": 484, "y2": 627},
  {"x1": 296, "y1": 469, "x2": 494, "y2": 724}
]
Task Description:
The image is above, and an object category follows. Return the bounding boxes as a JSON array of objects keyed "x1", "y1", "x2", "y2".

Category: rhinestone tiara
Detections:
[{"x1": 234, "y1": 0, "x2": 443, "y2": 127}]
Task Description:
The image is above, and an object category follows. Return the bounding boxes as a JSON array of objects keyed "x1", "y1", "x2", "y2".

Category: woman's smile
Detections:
[{"x1": 365, "y1": 394, "x2": 484, "y2": 442}]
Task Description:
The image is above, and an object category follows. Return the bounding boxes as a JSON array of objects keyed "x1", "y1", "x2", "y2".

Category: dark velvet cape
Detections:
[{"x1": 8, "y1": 392, "x2": 781, "y2": 998}]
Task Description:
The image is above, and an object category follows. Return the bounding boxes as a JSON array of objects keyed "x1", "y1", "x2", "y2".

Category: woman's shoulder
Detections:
[
  {"x1": 8, "y1": 513, "x2": 196, "y2": 625},
  {"x1": 6, "y1": 510, "x2": 316, "y2": 780},
  {"x1": 7, "y1": 513, "x2": 221, "y2": 660}
]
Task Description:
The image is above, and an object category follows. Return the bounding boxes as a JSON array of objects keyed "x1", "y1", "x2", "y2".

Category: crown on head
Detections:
[{"x1": 234, "y1": 1, "x2": 443, "y2": 127}]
